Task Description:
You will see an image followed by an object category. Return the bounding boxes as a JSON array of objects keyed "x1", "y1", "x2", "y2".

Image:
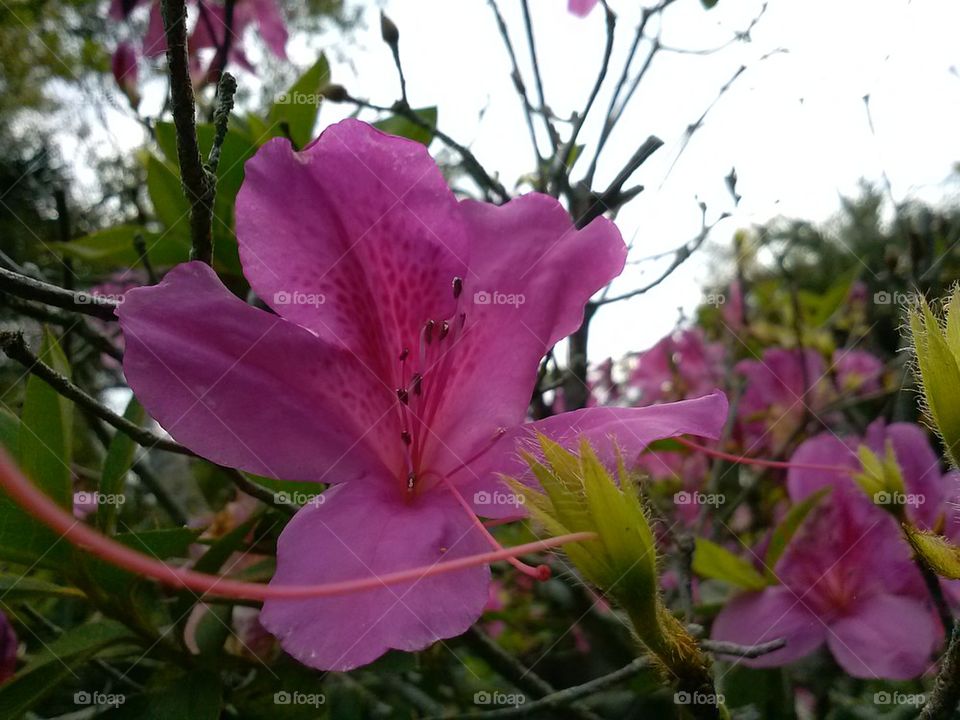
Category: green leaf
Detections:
[
  {"x1": 763, "y1": 488, "x2": 829, "y2": 577},
  {"x1": 693, "y1": 537, "x2": 770, "y2": 590},
  {"x1": 19, "y1": 328, "x2": 72, "y2": 508},
  {"x1": 798, "y1": 268, "x2": 857, "y2": 328},
  {"x1": 97, "y1": 669, "x2": 223, "y2": 719},
  {"x1": 374, "y1": 106, "x2": 438, "y2": 146},
  {"x1": 49, "y1": 225, "x2": 190, "y2": 269},
  {"x1": 241, "y1": 473, "x2": 323, "y2": 506},
  {"x1": 0, "y1": 620, "x2": 136, "y2": 718},
  {"x1": 268, "y1": 54, "x2": 331, "y2": 149},
  {"x1": 0, "y1": 408, "x2": 20, "y2": 457},
  {"x1": 98, "y1": 398, "x2": 144, "y2": 534},
  {"x1": 146, "y1": 154, "x2": 189, "y2": 231},
  {"x1": 84, "y1": 527, "x2": 200, "y2": 595},
  {"x1": 904, "y1": 527, "x2": 960, "y2": 580},
  {"x1": 0, "y1": 574, "x2": 84, "y2": 600}
]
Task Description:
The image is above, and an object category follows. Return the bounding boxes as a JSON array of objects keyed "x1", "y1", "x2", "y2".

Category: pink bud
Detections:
[{"x1": 111, "y1": 42, "x2": 140, "y2": 109}]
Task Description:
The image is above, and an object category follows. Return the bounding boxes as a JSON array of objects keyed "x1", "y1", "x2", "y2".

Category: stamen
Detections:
[
  {"x1": 424, "y1": 319, "x2": 435, "y2": 344},
  {"x1": 397, "y1": 388, "x2": 409, "y2": 404},
  {"x1": 674, "y1": 437, "x2": 856, "y2": 475},
  {"x1": 440, "y1": 475, "x2": 551, "y2": 582},
  {"x1": 401, "y1": 430, "x2": 412, "y2": 445},
  {"x1": 439, "y1": 321, "x2": 450, "y2": 340},
  {"x1": 0, "y1": 447, "x2": 591, "y2": 601},
  {"x1": 399, "y1": 348, "x2": 409, "y2": 362},
  {"x1": 410, "y1": 373, "x2": 422, "y2": 396},
  {"x1": 452, "y1": 276, "x2": 463, "y2": 299}
]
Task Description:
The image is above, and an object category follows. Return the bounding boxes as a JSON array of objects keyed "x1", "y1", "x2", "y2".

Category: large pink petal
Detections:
[
  {"x1": 118, "y1": 262, "x2": 399, "y2": 482},
  {"x1": 260, "y1": 480, "x2": 490, "y2": 671},
  {"x1": 236, "y1": 120, "x2": 467, "y2": 387},
  {"x1": 423, "y1": 194, "x2": 625, "y2": 473},
  {"x1": 461, "y1": 391, "x2": 728, "y2": 518},
  {"x1": 827, "y1": 594, "x2": 940, "y2": 679},
  {"x1": 710, "y1": 587, "x2": 826, "y2": 668}
]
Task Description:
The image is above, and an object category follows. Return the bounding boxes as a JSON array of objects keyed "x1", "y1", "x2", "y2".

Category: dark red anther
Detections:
[
  {"x1": 439, "y1": 320, "x2": 450, "y2": 340},
  {"x1": 407, "y1": 473, "x2": 416, "y2": 492},
  {"x1": 401, "y1": 430, "x2": 412, "y2": 445},
  {"x1": 459, "y1": 312, "x2": 466, "y2": 329},
  {"x1": 397, "y1": 388, "x2": 409, "y2": 404},
  {"x1": 452, "y1": 276, "x2": 463, "y2": 299},
  {"x1": 410, "y1": 373, "x2": 423, "y2": 396},
  {"x1": 424, "y1": 320, "x2": 435, "y2": 344},
  {"x1": 399, "y1": 348, "x2": 409, "y2": 361}
]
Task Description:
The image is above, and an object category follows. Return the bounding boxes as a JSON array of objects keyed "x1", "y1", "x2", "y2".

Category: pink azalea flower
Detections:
[
  {"x1": 711, "y1": 493, "x2": 939, "y2": 679},
  {"x1": 568, "y1": 0, "x2": 599, "y2": 17},
  {"x1": 712, "y1": 423, "x2": 944, "y2": 679},
  {"x1": 117, "y1": 119, "x2": 729, "y2": 671},
  {"x1": 629, "y1": 328, "x2": 724, "y2": 406},
  {"x1": 735, "y1": 348, "x2": 833, "y2": 453},
  {"x1": 832, "y1": 348, "x2": 884, "y2": 394},
  {"x1": 788, "y1": 420, "x2": 945, "y2": 531},
  {"x1": 133, "y1": 0, "x2": 287, "y2": 71},
  {"x1": 111, "y1": 42, "x2": 140, "y2": 108},
  {"x1": 0, "y1": 612, "x2": 15, "y2": 682}
]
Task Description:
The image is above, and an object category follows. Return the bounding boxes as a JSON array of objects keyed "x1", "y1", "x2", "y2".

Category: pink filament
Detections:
[
  {"x1": 440, "y1": 476, "x2": 551, "y2": 581},
  {"x1": 0, "y1": 450, "x2": 590, "y2": 602},
  {"x1": 674, "y1": 437, "x2": 856, "y2": 475}
]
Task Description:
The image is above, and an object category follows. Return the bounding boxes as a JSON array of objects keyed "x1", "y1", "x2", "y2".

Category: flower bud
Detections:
[
  {"x1": 379, "y1": 11, "x2": 400, "y2": 47},
  {"x1": 909, "y1": 292, "x2": 960, "y2": 468}
]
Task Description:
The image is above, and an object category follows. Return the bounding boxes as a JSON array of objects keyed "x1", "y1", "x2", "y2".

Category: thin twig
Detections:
[
  {"x1": 487, "y1": 0, "x2": 546, "y2": 178},
  {"x1": 208, "y1": 72, "x2": 237, "y2": 174},
  {"x1": 0, "y1": 330, "x2": 188, "y2": 455},
  {"x1": 552, "y1": 1, "x2": 616, "y2": 188},
  {"x1": 337, "y1": 94, "x2": 509, "y2": 202},
  {"x1": 700, "y1": 636, "x2": 786, "y2": 659},
  {"x1": 160, "y1": 0, "x2": 216, "y2": 264},
  {"x1": 0, "y1": 266, "x2": 118, "y2": 321},
  {"x1": 920, "y1": 623, "x2": 960, "y2": 720},
  {"x1": 1, "y1": 297, "x2": 123, "y2": 362},
  {"x1": 463, "y1": 627, "x2": 602, "y2": 720},
  {"x1": 437, "y1": 656, "x2": 650, "y2": 719}
]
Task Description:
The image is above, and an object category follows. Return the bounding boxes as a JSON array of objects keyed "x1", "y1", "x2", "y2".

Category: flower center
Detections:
[{"x1": 392, "y1": 276, "x2": 467, "y2": 499}]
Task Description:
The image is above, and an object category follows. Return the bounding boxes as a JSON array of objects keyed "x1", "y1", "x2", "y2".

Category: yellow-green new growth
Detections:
[
  {"x1": 909, "y1": 291, "x2": 960, "y2": 468},
  {"x1": 506, "y1": 435, "x2": 716, "y2": 710}
]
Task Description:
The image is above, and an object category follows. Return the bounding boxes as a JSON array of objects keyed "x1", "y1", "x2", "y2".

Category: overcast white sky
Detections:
[{"x1": 94, "y1": 0, "x2": 960, "y2": 361}]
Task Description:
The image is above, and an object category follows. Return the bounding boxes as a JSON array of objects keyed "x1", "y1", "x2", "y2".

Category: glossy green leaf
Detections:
[
  {"x1": 146, "y1": 154, "x2": 189, "y2": 231},
  {"x1": 97, "y1": 669, "x2": 223, "y2": 719},
  {"x1": 19, "y1": 328, "x2": 72, "y2": 508},
  {"x1": 268, "y1": 54, "x2": 331, "y2": 149},
  {"x1": 374, "y1": 106, "x2": 438, "y2": 146},
  {"x1": 763, "y1": 488, "x2": 829, "y2": 577},
  {"x1": 0, "y1": 574, "x2": 84, "y2": 600},
  {"x1": 0, "y1": 620, "x2": 136, "y2": 718},
  {"x1": 693, "y1": 537, "x2": 770, "y2": 591},
  {"x1": 49, "y1": 225, "x2": 190, "y2": 269},
  {"x1": 98, "y1": 398, "x2": 144, "y2": 534}
]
